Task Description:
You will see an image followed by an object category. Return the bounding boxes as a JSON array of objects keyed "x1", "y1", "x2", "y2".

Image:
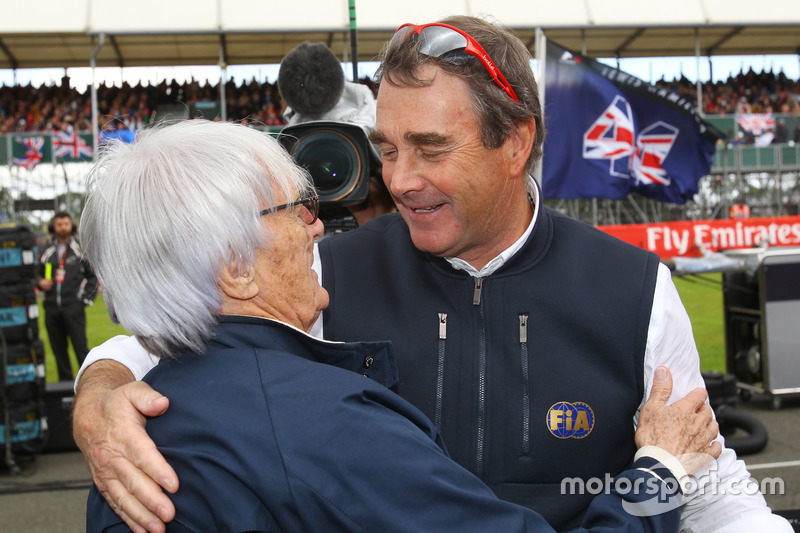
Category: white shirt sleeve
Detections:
[
  {"x1": 74, "y1": 335, "x2": 160, "y2": 391},
  {"x1": 637, "y1": 263, "x2": 792, "y2": 532}
]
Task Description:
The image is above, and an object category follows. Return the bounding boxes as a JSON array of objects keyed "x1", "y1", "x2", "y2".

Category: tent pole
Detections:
[
  {"x1": 91, "y1": 33, "x2": 105, "y2": 161},
  {"x1": 695, "y1": 28, "x2": 703, "y2": 116},
  {"x1": 219, "y1": 42, "x2": 227, "y2": 122},
  {"x1": 534, "y1": 28, "x2": 546, "y2": 190},
  {"x1": 349, "y1": 0, "x2": 358, "y2": 82}
]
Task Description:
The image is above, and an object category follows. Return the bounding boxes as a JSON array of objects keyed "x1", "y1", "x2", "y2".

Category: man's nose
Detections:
[
  {"x1": 387, "y1": 153, "x2": 423, "y2": 197},
  {"x1": 309, "y1": 216, "x2": 325, "y2": 240}
]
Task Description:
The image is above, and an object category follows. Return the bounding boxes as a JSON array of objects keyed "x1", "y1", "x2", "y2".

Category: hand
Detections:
[
  {"x1": 635, "y1": 366, "x2": 722, "y2": 475},
  {"x1": 39, "y1": 278, "x2": 54, "y2": 291},
  {"x1": 73, "y1": 371, "x2": 178, "y2": 533}
]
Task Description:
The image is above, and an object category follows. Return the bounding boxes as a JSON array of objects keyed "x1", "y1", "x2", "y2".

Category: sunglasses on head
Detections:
[{"x1": 390, "y1": 22, "x2": 520, "y2": 103}]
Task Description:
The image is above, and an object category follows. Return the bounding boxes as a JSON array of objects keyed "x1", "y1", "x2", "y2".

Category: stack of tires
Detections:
[
  {"x1": 0, "y1": 224, "x2": 48, "y2": 474},
  {"x1": 702, "y1": 370, "x2": 768, "y2": 456}
]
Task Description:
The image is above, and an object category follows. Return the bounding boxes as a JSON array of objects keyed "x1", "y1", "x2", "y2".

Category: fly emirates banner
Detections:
[{"x1": 598, "y1": 215, "x2": 800, "y2": 259}]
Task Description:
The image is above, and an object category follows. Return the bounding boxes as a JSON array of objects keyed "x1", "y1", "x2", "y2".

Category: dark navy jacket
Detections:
[
  {"x1": 320, "y1": 208, "x2": 661, "y2": 530},
  {"x1": 86, "y1": 316, "x2": 677, "y2": 532}
]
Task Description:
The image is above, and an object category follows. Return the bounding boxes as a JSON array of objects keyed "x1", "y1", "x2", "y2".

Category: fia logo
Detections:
[{"x1": 546, "y1": 401, "x2": 595, "y2": 439}]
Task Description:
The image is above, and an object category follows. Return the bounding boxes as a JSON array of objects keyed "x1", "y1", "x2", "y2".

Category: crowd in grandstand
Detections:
[
  {"x1": 653, "y1": 67, "x2": 800, "y2": 144},
  {"x1": 0, "y1": 73, "x2": 382, "y2": 136},
  {"x1": 655, "y1": 67, "x2": 800, "y2": 116},
  {"x1": 0, "y1": 75, "x2": 290, "y2": 134},
  {"x1": 0, "y1": 66, "x2": 797, "y2": 142}
]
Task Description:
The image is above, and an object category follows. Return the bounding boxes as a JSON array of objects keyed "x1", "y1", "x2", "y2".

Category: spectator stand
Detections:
[{"x1": 0, "y1": 71, "x2": 798, "y2": 229}]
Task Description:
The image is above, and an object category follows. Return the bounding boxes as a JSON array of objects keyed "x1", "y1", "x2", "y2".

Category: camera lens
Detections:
[{"x1": 292, "y1": 130, "x2": 361, "y2": 201}]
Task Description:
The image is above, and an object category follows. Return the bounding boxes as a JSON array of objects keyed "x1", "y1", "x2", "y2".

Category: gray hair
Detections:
[
  {"x1": 376, "y1": 15, "x2": 545, "y2": 179},
  {"x1": 81, "y1": 120, "x2": 312, "y2": 358}
]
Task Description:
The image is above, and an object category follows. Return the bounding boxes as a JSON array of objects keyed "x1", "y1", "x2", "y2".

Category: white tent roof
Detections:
[{"x1": 0, "y1": 0, "x2": 798, "y2": 69}]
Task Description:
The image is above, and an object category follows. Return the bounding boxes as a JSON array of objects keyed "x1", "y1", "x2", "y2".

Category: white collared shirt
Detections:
[{"x1": 446, "y1": 181, "x2": 540, "y2": 278}]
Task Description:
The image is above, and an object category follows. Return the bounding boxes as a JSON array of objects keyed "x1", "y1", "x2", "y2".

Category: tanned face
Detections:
[{"x1": 371, "y1": 65, "x2": 533, "y2": 270}]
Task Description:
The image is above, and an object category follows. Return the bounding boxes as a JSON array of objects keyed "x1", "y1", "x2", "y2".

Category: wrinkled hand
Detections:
[
  {"x1": 635, "y1": 366, "x2": 722, "y2": 475},
  {"x1": 73, "y1": 378, "x2": 177, "y2": 533}
]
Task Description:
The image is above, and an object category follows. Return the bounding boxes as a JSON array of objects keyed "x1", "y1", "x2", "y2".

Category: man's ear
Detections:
[
  {"x1": 508, "y1": 119, "x2": 535, "y2": 178},
  {"x1": 218, "y1": 260, "x2": 259, "y2": 301}
]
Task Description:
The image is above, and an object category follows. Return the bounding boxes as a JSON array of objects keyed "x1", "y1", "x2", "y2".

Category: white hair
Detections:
[{"x1": 81, "y1": 120, "x2": 312, "y2": 358}]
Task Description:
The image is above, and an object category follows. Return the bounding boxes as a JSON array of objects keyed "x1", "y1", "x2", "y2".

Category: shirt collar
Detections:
[{"x1": 446, "y1": 177, "x2": 539, "y2": 278}]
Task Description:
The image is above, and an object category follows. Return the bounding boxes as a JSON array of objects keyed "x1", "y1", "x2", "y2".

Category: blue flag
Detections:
[{"x1": 542, "y1": 41, "x2": 723, "y2": 204}]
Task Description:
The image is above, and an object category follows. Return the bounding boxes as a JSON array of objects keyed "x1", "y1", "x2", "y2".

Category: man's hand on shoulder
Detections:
[
  {"x1": 635, "y1": 366, "x2": 722, "y2": 476},
  {"x1": 73, "y1": 360, "x2": 178, "y2": 533}
]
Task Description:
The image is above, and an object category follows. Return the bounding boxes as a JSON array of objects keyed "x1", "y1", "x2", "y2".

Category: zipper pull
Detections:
[
  {"x1": 473, "y1": 277, "x2": 483, "y2": 306},
  {"x1": 519, "y1": 314, "x2": 528, "y2": 344},
  {"x1": 438, "y1": 313, "x2": 447, "y2": 340}
]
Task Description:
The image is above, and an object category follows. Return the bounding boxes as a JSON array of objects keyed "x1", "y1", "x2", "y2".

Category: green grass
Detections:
[
  {"x1": 672, "y1": 272, "x2": 726, "y2": 372},
  {"x1": 38, "y1": 293, "x2": 129, "y2": 383},
  {"x1": 37, "y1": 275, "x2": 728, "y2": 382}
]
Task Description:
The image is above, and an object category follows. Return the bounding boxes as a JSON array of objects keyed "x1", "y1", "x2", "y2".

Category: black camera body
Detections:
[{"x1": 278, "y1": 121, "x2": 382, "y2": 208}]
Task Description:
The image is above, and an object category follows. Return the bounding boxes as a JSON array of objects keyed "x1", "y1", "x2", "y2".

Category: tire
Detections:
[{"x1": 716, "y1": 404, "x2": 768, "y2": 456}]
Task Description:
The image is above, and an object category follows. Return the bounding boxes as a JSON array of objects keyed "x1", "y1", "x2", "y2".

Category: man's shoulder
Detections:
[
  {"x1": 322, "y1": 213, "x2": 408, "y2": 251},
  {"x1": 68, "y1": 238, "x2": 85, "y2": 257},
  {"x1": 545, "y1": 206, "x2": 657, "y2": 260},
  {"x1": 343, "y1": 212, "x2": 406, "y2": 236},
  {"x1": 39, "y1": 242, "x2": 57, "y2": 259}
]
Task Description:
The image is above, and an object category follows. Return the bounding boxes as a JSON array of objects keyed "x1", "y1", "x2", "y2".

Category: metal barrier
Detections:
[{"x1": 711, "y1": 144, "x2": 800, "y2": 174}]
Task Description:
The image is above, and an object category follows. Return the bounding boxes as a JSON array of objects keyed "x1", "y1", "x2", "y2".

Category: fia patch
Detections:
[{"x1": 546, "y1": 401, "x2": 595, "y2": 439}]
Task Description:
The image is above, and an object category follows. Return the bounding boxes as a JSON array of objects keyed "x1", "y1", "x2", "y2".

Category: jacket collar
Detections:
[{"x1": 210, "y1": 315, "x2": 399, "y2": 388}]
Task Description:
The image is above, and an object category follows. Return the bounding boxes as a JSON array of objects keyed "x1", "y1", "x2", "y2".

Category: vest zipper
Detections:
[
  {"x1": 435, "y1": 313, "x2": 447, "y2": 430},
  {"x1": 519, "y1": 314, "x2": 531, "y2": 456},
  {"x1": 472, "y1": 277, "x2": 483, "y2": 305},
  {"x1": 474, "y1": 277, "x2": 487, "y2": 478}
]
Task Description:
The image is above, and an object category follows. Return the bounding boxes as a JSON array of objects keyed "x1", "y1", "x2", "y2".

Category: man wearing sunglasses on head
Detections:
[{"x1": 73, "y1": 15, "x2": 790, "y2": 532}]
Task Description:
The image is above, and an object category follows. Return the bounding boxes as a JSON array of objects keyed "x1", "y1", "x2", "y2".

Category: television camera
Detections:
[{"x1": 277, "y1": 121, "x2": 382, "y2": 233}]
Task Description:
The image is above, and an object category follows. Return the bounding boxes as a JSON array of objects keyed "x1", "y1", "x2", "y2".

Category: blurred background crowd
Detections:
[
  {"x1": 0, "y1": 74, "x2": 380, "y2": 135},
  {"x1": 0, "y1": 67, "x2": 797, "y2": 142}
]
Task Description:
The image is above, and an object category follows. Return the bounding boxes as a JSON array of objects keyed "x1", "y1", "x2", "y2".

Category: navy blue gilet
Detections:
[{"x1": 319, "y1": 208, "x2": 660, "y2": 530}]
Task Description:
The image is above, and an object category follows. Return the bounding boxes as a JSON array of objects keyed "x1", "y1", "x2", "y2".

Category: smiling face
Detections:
[{"x1": 371, "y1": 65, "x2": 534, "y2": 270}]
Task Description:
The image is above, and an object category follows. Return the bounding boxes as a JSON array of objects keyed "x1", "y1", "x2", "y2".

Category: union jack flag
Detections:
[
  {"x1": 582, "y1": 95, "x2": 635, "y2": 179},
  {"x1": 542, "y1": 40, "x2": 723, "y2": 204},
  {"x1": 12, "y1": 137, "x2": 44, "y2": 170},
  {"x1": 631, "y1": 122, "x2": 679, "y2": 186},
  {"x1": 735, "y1": 113, "x2": 775, "y2": 136},
  {"x1": 53, "y1": 131, "x2": 93, "y2": 159}
]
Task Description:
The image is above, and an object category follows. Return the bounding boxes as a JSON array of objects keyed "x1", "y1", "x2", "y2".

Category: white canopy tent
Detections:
[
  {"x1": 1, "y1": 0, "x2": 798, "y2": 157},
  {"x1": 0, "y1": 0, "x2": 799, "y2": 70}
]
